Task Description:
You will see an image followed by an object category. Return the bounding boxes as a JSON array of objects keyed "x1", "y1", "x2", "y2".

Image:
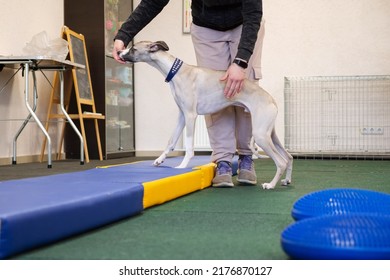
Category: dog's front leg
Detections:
[
  {"x1": 175, "y1": 114, "x2": 197, "y2": 168},
  {"x1": 154, "y1": 111, "x2": 185, "y2": 167}
]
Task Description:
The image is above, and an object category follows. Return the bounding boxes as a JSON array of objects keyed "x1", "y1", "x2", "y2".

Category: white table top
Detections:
[{"x1": 0, "y1": 55, "x2": 84, "y2": 69}]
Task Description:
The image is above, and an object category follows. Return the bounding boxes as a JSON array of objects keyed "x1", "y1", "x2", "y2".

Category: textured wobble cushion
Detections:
[
  {"x1": 291, "y1": 188, "x2": 390, "y2": 221},
  {"x1": 281, "y1": 214, "x2": 390, "y2": 260}
]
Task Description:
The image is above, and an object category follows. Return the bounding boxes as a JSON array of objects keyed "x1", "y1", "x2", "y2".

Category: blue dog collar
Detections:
[{"x1": 165, "y1": 58, "x2": 183, "y2": 82}]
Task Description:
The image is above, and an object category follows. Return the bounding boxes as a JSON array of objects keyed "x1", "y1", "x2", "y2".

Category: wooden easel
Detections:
[{"x1": 40, "y1": 26, "x2": 105, "y2": 163}]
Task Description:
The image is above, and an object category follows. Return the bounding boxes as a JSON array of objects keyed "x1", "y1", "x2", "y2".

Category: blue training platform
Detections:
[{"x1": 0, "y1": 156, "x2": 237, "y2": 259}]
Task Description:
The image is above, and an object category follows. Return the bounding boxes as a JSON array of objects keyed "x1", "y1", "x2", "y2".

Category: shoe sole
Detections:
[
  {"x1": 212, "y1": 182, "x2": 234, "y2": 188},
  {"x1": 237, "y1": 178, "x2": 257, "y2": 185}
]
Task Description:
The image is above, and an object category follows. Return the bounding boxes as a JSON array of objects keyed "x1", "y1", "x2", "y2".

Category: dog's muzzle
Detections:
[
  {"x1": 118, "y1": 49, "x2": 132, "y2": 62},
  {"x1": 118, "y1": 50, "x2": 126, "y2": 60}
]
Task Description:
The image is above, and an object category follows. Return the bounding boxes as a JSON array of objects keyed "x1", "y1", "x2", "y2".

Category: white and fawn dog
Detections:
[{"x1": 119, "y1": 41, "x2": 293, "y2": 189}]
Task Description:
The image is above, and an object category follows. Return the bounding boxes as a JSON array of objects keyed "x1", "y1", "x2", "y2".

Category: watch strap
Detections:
[{"x1": 233, "y1": 58, "x2": 248, "y2": 69}]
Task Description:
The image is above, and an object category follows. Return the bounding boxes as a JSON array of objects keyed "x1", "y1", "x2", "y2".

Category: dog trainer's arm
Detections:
[
  {"x1": 236, "y1": 0, "x2": 262, "y2": 64},
  {"x1": 112, "y1": 0, "x2": 170, "y2": 62},
  {"x1": 223, "y1": 0, "x2": 262, "y2": 98}
]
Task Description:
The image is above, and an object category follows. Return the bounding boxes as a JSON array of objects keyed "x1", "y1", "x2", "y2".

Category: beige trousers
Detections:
[{"x1": 191, "y1": 20, "x2": 265, "y2": 163}]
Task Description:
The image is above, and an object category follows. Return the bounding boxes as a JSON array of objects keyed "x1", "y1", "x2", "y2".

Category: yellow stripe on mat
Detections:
[
  {"x1": 96, "y1": 162, "x2": 144, "y2": 168},
  {"x1": 143, "y1": 163, "x2": 215, "y2": 209}
]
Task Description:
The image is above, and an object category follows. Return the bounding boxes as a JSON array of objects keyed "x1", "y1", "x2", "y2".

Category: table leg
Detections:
[
  {"x1": 58, "y1": 71, "x2": 85, "y2": 165},
  {"x1": 22, "y1": 63, "x2": 53, "y2": 168},
  {"x1": 12, "y1": 64, "x2": 40, "y2": 165}
]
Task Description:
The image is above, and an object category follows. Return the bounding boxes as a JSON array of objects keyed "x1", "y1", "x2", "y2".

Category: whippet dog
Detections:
[{"x1": 119, "y1": 41, "x2": 293, "y2": 189}]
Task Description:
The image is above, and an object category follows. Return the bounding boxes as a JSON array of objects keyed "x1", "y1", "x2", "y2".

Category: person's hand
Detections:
[
  {"x1": 112, "y1": 39, "x2": 126, "y2": 64},
  {"x1": 220, "y1": 63, "x2": 246, "y2": 98}
]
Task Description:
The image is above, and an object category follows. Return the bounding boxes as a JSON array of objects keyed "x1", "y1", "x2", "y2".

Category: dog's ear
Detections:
[{"x1": 149, "y1": 41, "x2": 169, "y2": 52}]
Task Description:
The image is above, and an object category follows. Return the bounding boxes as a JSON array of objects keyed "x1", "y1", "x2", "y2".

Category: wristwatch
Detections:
[{"x1": 233, "y1": 58, "x2": 248, "y2": 69}]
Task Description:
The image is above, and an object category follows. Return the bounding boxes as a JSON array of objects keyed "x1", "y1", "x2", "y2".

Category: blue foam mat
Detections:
[
  {"x1": 0, "y1": 169, "x2": 144, "y2": 259},
  {"x1": 291, "y1": 188, "x2": 390, "y2": 220},
  {"x1": 0, "y1": 156, "x2": 216, "y2": 259},
  {"x1": 281, "y1": 214, "x2": 390, "y2": 260}
]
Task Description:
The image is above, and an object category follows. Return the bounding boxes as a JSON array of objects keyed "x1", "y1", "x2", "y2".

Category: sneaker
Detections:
[
  {"x1": 212, "y1": 161, "x2": 234, "y2": 187},
  {"x1": 237, "y1": 155, "x2": 257, "y2": 185}
]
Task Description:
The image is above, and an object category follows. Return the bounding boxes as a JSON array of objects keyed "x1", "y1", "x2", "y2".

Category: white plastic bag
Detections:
[{"x1": 22, "y1": 31, "x2": 69, "y2": 61}]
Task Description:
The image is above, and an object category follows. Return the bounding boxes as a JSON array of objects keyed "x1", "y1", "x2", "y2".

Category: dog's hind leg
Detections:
[
  {"x1": 175, "y1": 114, "x2": 197, "y2": 168},
  {"x1": 253, "y1": 130, "x2": 288, "y2": 190},
  {"x1": 250, "y1": 137, "x2": 269, "y2": 159},
  {"x1": 271, "y1": 129, "x2": 293, "y2": 185},
  {"x1": 154, "y1": 111, "x2": 186, "y2": 167}
]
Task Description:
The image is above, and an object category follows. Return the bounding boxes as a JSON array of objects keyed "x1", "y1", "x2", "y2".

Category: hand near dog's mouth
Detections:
[
  {"x1": 112, "y1": 40, "x2": 126, "y2": 64},
  {"x1": 116, "y1": 51, "x2": 126, "y2": 63}
]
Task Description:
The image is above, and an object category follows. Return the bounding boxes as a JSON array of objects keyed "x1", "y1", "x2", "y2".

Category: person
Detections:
[{"x1": 112, "y1": 0, "x2": 265, "y2": 187}]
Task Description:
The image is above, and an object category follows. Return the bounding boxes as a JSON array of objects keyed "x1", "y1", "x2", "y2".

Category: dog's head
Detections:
[{"x1": 119, "y1": 41, "x2": 169, "y2": 63}]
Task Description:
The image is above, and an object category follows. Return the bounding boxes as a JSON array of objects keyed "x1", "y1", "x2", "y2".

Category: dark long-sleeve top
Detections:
[{"x1": 114, "y1": 0, "x2": 262, "y2": 62}]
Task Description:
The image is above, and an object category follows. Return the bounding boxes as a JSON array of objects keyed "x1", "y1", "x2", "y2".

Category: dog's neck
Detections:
[
  {"x1": 165, "y1": 58, "x2": 183, "y2": 82},
  {"x1": 147, "y1": 51, "x2": 182, "y2": 81}
]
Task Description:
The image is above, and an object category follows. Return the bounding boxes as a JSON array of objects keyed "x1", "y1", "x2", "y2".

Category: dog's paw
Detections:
[
  {"x1": 153, "y1": 159, "x2": 163, "y2": 166},
  {"x1": 281, "y1": 179, "x2": 291, "y2": 186},
  {"x1": 262, "y1": 183, "x2": 275, "y2": 190}
]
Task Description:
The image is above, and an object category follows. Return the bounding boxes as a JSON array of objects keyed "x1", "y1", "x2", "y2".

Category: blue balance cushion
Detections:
[
  {"x1": 292, "y1": 188, "x2": 390, "y2": 221},
  {"x1": 281, "y1": 214, "x2": 390, "y2": 260}
]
